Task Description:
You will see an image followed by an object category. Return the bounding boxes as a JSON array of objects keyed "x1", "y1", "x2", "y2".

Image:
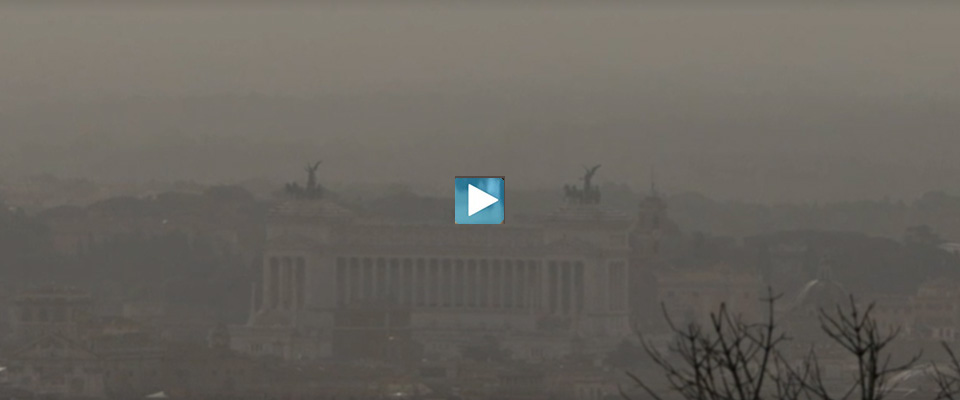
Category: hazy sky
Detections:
[{"x1": 2, "y1": 3, "x2": 959, "y2": 202}]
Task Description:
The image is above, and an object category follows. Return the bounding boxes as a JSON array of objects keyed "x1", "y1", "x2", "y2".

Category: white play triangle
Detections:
[{"x1": 467, "y1": 184, "x2": 499, "y2": 216}]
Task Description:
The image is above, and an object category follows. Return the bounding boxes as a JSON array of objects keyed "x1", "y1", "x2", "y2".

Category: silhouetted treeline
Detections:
[
  {"x1": 508, "y1": 186, "x2": 960, "y2": 242},
  {"x1": 747, "y1": 229, "x2": 960, "y2": 296},
  {"x1": 0, "y1": 186, "x2": 268, "y2": 323},
  {"x1": 667, "y1": 190, "x2": 960, "y2": 241},
  {"x1": 0, "y1": 198, "x2": 61, "y2": 281}
]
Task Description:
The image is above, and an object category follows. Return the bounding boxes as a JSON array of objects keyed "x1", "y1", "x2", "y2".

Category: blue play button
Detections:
[{"x1": 454, "y1": 177, "x2": 505, "y2": 224}]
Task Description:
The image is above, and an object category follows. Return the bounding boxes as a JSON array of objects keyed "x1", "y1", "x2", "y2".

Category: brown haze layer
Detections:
[{"x1": 1, "y1": 3, "x2": 959, "y2": 202}]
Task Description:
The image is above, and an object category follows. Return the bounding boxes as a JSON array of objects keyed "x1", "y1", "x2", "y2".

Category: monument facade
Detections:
[{"x1": 230, "y1": 165, "x2": 664, "y2": 362}]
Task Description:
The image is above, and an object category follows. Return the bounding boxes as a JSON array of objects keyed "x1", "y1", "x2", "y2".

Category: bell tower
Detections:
[
  {"x1": 628, "y1": 171, "x2": 675, "y2": 329},
  {"x1": 632, "y1": 173, "x2": 669, "y2": 259}
]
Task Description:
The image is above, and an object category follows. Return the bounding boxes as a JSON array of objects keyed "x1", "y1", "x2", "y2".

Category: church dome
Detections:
[
  {"x1": 883, "y1": 364, "x2": 950, "y2": 398},
  {"x1": 794, "y1": 278, "x2": 848, "y2": 310},
  {"x1": 792, "y1": 255, "x2": 847, "y2": 311}
]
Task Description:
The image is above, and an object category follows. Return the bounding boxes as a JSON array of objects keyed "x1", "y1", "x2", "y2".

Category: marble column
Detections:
[
  {"x1": 281, "y1": 258, "x2": 292, "y2": 310},
  {"x1": 263, "y1": 258, "x2": 273, "y2": 310},
  {"x1": 268, "y1": 259, "x2": 280, "y2": 310},
  {"x1": 295, "y1": 260, "x2": 305, "y2": 310}
]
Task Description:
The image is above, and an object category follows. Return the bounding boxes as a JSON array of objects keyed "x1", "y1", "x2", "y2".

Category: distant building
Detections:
[
  {"x1": 751, "y1": 239, "x2": 817, "y2": 304},
  {"x1": 1, "y1": 286, "x2": 224, "y2": 399},
  {"x1": 331, "y1": 301, "x2": 420, "y2": 364},
  {"x1": 871, "y1": 295, "x2": 916, "y2": 338},
  {"x1": 782, "y1": 257, "x2": 849, "y2": 341},
  {"x1": 231, "y1": 167, "x2": 668, "y2": 362},
  {"x1": 4, "y1": 333, "x2": 107, "y2": 398},
  {"x1": 121, "y1": 301, "x2": 218, "y2": 343},
  {"x1": 938, "y1": 242, "x2": 960, "y2": 256},
  {"x1": 629, "y1": 186, "x2": 681, "y2": 330},
  {"x1": 38, "y1": 190, "x2": 257, "y2": 258},
  {"x1": 8, "y1": 285, "x2": 95, "y2": 343},
  {"x1": 913, "y1": 279, "x2": 960, "y2": 342},
  {"x1": 655, "y1": 265, "x2": 764, "y2": 328}
]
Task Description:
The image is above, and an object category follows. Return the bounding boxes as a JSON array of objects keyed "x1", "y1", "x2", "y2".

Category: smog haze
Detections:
[{"x1": 2, "y1": 3, "x2": 959, "y2": 202}]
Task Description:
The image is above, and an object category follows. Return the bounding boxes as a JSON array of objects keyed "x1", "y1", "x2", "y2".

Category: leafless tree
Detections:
[
  {"x1": 623, "y1": 288, "x2": 790, "y2": 400},
  {"x1": 932, "y1": 343, "x2": 960, "y2": 400},
  {"x1": 813, "y1": 296, "x2": 921, "y2": 400},
  {"x1": 624, "y1": 291, "x2": 921, "y2": 400}
]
